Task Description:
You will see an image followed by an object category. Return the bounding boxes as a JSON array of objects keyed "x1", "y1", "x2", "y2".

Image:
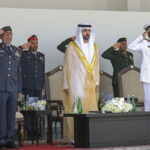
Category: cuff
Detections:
[{"x1": 137, "y1": 35, "x2": 144, "y2": 41}]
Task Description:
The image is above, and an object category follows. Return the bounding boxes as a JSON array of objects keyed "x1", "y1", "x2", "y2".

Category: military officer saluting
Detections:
[
  {"x1": 21, "y1": 35, "x2": 45, "y2": 99},
  {"x1": 0, "y1": 26, "x2": 22, "y2": 149},
  {"x1": 21, "y1": 35, "x2": 45, "y2": 135},
  {"x1": 102, "y1": 38, "x2": 134, "y2": 97}
]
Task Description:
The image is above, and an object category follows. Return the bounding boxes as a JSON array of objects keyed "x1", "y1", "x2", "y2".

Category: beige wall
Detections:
[
  {"x1": 141, "y1": 0, "x2": 150, "y2": 12},
  {"x1": 127, "y1": 0, "x2": 141, "y2": 11},
  {"x1": 0, "y1": 0, "x2": 127, "y2": 11},
  {"x1": 0, "y1": 8, "x2": 147, "y2": 73},
  {"x1": 1, "y1": 0, "x2": 150, "y2": 12},
  {"x1": 128, "y1": 0, "x2": 150, "y2": 12}
]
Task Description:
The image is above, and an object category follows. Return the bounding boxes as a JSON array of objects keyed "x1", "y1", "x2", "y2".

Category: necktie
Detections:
[{"x1": 8, "y1": 45, "x2": 13, "y2": 53}]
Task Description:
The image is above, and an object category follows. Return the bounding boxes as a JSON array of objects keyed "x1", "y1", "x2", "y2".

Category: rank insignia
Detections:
[
  {"x1": 40, "y1": 57, "x2": 44, "y2": 60},
  {"x1": 129, "y1": 56, "x2": 133, "y2": 59}
]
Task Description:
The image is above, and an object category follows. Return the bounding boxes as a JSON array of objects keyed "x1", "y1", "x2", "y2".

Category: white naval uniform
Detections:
[{"x1": 128, "y1": 35, "x2": 150, "y2": 111}]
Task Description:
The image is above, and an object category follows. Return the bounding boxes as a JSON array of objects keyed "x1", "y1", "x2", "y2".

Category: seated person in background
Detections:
[
  {"x1": 102, "y1": 38, "x2": 134, "y2": 97},
  {"x1": 57, "y1": 36, "x2": 76, "y2": 53}
]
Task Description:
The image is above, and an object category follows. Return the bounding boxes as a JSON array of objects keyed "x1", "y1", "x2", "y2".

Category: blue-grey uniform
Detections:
[
  {"x1": 21, "y1": 50, "x2": 45, "y2": 99},
  {"x1": 0, "y1": 43, "x2": 22, "y2": 145},
  {"x1": 21, "y1": 49, "x2": 45, "y2": 132}
]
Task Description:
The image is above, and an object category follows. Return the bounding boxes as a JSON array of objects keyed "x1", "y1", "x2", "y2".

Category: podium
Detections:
[{"x1": 65, "y1": 112, "x2": 150, "y2": 148}]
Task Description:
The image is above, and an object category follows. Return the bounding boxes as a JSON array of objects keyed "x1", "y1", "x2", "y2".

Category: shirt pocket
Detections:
[
  {"x1": 0, "y1": 50, "x2": 6, "y2": 57},
  {"x1": 14, "y1": 55, "x2": 20, "y2": 61}
]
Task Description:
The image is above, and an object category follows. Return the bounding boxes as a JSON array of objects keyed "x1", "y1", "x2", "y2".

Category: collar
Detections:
[{"x1": 28, "y1": 50, "x2": 39, "y2": 56}]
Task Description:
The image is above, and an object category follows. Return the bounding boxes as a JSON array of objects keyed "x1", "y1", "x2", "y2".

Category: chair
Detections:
[
  {"x1": 16, "y1": 101, "x2": 24, "y2": 146},
  {"x1": 117, "y1": 65, "x2": 144, "y2": 111},
  {"x1": 99, "y1": 70, "x2": 113, "y2": 96},
  {"x1": 45, "y1": 65, "x2": 64, "y2": 139}
]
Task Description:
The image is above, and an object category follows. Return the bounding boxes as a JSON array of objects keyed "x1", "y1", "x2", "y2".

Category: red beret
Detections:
[{"x1": 28, "y1": 35, "x2": 38, "y2": 42}]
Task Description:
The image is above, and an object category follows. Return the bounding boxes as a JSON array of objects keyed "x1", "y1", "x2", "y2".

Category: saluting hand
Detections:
[
  {"x1": 71, "y1": 36, "x2": 76, "y2": 41},
  {"x1": 0, "y1": 29, "x2": 4, "y2": 35},
  {"x1": 21, "y1": 42, "x2": 31, "y2": 50},
  {"x1": 113, "y1": 42, "x2": 121, "y2": 50},
  {"x1": 142, "y1": 32, "x2": 147, "y2": 39}
]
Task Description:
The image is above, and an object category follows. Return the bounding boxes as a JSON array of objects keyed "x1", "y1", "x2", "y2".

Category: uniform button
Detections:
[
  {"x1": 35, "y1": 65, "x2": 37, "y2": 68},
  {"x1": 9, "y1": 56, "x2": 12, "y2": 59},
  {"x1": 8, "y1": 74, "x2": 10, "y2": 77},
  {"x1": 9, "y1": 62, "x2": 11, "y2": 64},
  {"x1": 8, "y1": 67, "x2": 11, "y2": 71},
  {"x1": 35, "y1": 70, "x2": 37, "y2": 73},
  {"x1": 35, "y1": 74, "x2": 37, "y2": 77}
]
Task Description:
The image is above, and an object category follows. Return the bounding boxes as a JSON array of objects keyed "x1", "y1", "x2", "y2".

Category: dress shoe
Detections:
[
  {"x1": 0, "y1": 144, "x2": 6, "y2": 150},
  {"x1": 5, "y1": 142, "x2": 20, "y2": 149}
]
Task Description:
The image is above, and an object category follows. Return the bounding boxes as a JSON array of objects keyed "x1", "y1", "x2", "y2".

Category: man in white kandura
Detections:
[
  {"x1": 128, "y1": 23, "x2": 150, "y2": 112},
  {"x1": 62, "y1": 23, "x2": 100, "y2": 143}
]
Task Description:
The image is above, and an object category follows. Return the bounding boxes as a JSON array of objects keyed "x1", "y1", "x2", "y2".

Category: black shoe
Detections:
[
  {"x1": 0, "y1": 144, "x2": 6, "y2": 150},
  {"x1": 5, "y1": 142, "x2": 20, "y2": 149}
]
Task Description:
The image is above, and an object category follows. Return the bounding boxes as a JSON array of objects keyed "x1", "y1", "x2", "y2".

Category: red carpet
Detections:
[
  {"x1": 14, "y1": 144, "x2": 150, "y2": 150},
  {"x1": 17, "y1": 144, "x2": 74, "y2": 150}
]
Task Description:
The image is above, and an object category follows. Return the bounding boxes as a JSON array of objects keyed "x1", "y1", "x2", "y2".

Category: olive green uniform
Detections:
[
  {"x1": 102, "y1": 46, "x2": 134, "y2": 97},
  {"x1": 57, "y1": 38, "x2": 72, "y2": 53}
]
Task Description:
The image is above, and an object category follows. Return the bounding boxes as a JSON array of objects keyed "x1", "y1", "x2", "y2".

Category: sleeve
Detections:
[
  {"x1": 63, "y1": 48, "x2": 70, "y2": 89},
  {"x1": 57, "y1": 38, "x2": 72, "y2": 53},
  {"x1": 18, "y1": 46, "x2": 23, "y2": 51},
  {"x1": 18, "y1": 52, "x2": 22, "y2": 93},
  {"x1": 128, "y1": 35, "x2": 143, "y2": 52},
  {"x1": 102, "y1": 46, "x2": 116, "y2": 60}
]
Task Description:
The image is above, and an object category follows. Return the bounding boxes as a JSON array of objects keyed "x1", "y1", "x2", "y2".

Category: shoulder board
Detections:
[
  {"x1": 127, "y1": 51, "x2": 133, "y2": 56},
  {"x1": 0, "y1": 43, "x2": 5, "y2": 48},
  {"x1": 37, "y1": 51, "x2": 44, "y2": 56}
]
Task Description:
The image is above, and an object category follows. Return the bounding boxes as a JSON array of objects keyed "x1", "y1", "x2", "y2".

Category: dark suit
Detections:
[{"x1": 0, "y1": 43, "x2": 22, "y2": 144}]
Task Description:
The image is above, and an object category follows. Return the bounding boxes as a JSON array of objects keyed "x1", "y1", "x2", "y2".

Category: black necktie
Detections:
[{"x1": 8, "y1": 45, "x2": 13, "y2": 53}]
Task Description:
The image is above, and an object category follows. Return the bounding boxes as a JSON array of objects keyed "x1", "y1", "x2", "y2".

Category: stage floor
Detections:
[{"x1": 16, "y1": 122, "x2": 150, "y2": 150}]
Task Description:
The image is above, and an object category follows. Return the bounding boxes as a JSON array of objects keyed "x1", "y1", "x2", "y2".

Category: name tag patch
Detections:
[{"x1": 0, "y1": 50, "x2": 5, "y2": 53}]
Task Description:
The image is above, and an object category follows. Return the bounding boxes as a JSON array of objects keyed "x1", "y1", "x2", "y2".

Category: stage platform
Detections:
[{"x1": 65, "y1": 112, "x2": 150, "y2": 148}]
